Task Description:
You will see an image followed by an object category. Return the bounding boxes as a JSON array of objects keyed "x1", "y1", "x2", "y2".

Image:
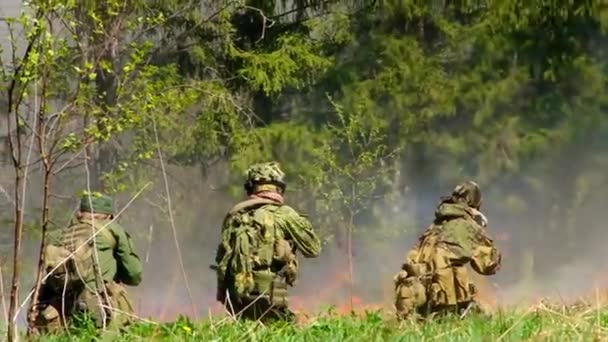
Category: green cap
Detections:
[{"x1": 80, "y1": 191, "x2": 114, "y2": 215}]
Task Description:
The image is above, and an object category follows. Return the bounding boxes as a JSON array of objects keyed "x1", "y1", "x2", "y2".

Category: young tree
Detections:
[
  {"x1": 306, "y1": 97, "x2": 398, "y2": 311},
  {"x1": 3, "y1": 9, "x2": 46, "y2": 341}
]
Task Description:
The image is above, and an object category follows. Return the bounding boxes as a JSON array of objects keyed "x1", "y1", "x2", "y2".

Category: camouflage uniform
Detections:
[
  {"x1": 394, "y1": 181, "x2": 501, "y2": 319},
  {"x1": 215, "y1": 162, "x2": 321, "y2": 322},
  {"x1": 29, "y1": 192, "x2": 143, "y2": 333}
]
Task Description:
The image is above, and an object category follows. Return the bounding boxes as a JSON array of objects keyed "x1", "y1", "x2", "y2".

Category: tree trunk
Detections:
[
  {"x1": 95, "y1": 28, "x2": 119, "y2": 191},
  {"x1": 7, "y1": 167, "x2": 23, "y2": 342},
  {"x1": 94, "y1": 143, "x2": 117, "y2": 190},
  {"x1": 27, "y1": 57, "x2": 51, "y2": 337},
  {"x1": 26, "y1": 169, "x2": 51, "y2": 336},
  {"x1": 347, "y1": 215, "x2": 354, "y2": 312}
]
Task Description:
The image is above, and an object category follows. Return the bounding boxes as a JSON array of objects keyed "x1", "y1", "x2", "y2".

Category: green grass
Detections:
[{"x1": 27, "y1": 305, "x2": 608, "y2": 341}]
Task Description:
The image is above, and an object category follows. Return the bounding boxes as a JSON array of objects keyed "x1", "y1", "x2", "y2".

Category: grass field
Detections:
[{"x1": 25, "y1": 303, "x2": 608, "y2": 342}]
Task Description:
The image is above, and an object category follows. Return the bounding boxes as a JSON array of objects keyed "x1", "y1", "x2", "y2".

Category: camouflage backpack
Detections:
[
  {"x1": 44, "y1": 220, "x2": 116, "y2": 292},
  {"x1": 216, "y1": 198, "x2": 296, "y2": 300}
]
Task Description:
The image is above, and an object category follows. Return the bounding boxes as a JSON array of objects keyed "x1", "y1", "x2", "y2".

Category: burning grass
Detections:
[{"x1": 26, "y1": 301, "x2": 608, "y2": 341}]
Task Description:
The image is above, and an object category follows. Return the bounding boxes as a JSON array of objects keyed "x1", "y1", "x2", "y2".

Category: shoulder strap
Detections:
[
  {"x1": 71, "y1": 219, "x2": 117, "y2": 249},
  {"x1": 92, "y1": 221, "x2": 118, "y2": 249},
  {"x1": 229, "y1": 197, "x2": 281, "y2": 215}
]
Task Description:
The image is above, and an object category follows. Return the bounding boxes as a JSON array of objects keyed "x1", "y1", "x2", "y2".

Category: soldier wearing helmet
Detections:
[
  {"x1": 393, "y1": 181, "x2": 502, "y2": 320},
  {"x1": 214, "y1": 162, "x2": 321, "y2": 322}
]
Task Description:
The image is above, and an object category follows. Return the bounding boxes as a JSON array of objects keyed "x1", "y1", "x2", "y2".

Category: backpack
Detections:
[
  {"x1": 44, "y1": 220, "x2": 116, "y2": 292},
  {"x1": 216, "y1": 198, "x2": 289, "y2": 299}
]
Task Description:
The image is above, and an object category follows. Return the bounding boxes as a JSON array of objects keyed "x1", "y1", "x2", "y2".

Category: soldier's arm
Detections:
[
  {"x1": 109, "y1": 224, "x2": 143, "y2": 286},
  {"x1": 214, "y1": 215, "x2": 232, "y2": 302},
  {"x1": 470, "y1": 234, "x2": 501, "y2": 275},
  {"x1": 441, "y1": 219, "x2": 501, "y2": 275},
  {"x1": 215, "y1": 214, "x2": 231, "y2": 265},
  {"x1": 276, "y1": 206, "x2": 321, "y2": 258}
]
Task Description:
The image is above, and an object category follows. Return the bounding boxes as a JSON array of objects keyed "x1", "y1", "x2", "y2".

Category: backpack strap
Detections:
[
  {"x1": 229, "y1": 197, "x2": 281, "y2": 215},
  {"x1": 69, "y1": 219, "x2": 118, "y2": 293},
  {"x1": 89, "y1": 220, "x2": 117, "y2": 249}
]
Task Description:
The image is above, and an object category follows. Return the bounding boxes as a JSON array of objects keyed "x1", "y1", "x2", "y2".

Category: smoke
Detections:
[
  {"x1": 1, "y1": 125, "x2": 608, "y2": 325},
  {"x1": 288, "y1": 128, "x2": 608, "y2": 314}
]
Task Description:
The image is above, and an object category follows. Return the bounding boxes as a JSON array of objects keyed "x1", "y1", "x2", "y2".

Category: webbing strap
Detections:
[{"x1": 229, "y1": 197, "x2": 281, "y2": 215}]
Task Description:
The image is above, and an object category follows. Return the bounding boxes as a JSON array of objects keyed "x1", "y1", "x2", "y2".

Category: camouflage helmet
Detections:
[
  {"x1": 244, "y1": 161, "x2": 286, "y2": 192},
  {"x1": 451, "y1": 180, "x2": 482, "y2": 209}
]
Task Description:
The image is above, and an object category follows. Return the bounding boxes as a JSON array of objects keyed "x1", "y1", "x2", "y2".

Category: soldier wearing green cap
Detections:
[
  {"x1": 393, "y1": 181, "x2": 502, "y2": 320},
  {"x1": 214, "y1": 161, "x2": 322, "y2": 322},
  {"x1": 28, "y1": 191, "x2": 143, "y2": 334}
]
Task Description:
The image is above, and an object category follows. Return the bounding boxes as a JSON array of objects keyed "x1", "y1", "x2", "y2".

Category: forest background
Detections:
[{"x1": 1, "y1": 0, "x2": 607, "y2": 338}]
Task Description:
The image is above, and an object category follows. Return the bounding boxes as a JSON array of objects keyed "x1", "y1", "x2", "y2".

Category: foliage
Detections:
[{"x1": 307, "y1": 97, "x2": 397, "y2": 234}]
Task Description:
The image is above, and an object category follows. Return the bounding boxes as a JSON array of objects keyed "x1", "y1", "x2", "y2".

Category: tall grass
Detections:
[{"x1": 26, "y1": 303, "x2": 608, "y2": 342}]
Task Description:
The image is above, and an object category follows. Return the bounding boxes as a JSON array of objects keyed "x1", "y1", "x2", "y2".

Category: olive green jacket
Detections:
[{"x1": 50, "y1": 218, "x2": 143, "y2": 287}]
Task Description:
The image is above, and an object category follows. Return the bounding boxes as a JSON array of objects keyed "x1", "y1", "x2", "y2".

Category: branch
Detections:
[
  {"x1": 48, "y1": 192, "x2": 74, "y2": 200},
  {"x1": 52, "y1": 139, "x2": 94, "y2": 175},
  {"x1": 5, "y1": 17, "x2": 41, "y2": 167},
  {"x1": 241, "y1": 5, "x2": 276, "y2": 43}
]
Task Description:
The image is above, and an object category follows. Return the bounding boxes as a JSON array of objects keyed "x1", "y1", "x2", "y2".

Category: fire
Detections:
[
  {"x1": 135, "y1": 258, "x2": 511, "y2": 322},
  {"x1": 290, "y1": 265, "x2": 391, "y2": 318}
]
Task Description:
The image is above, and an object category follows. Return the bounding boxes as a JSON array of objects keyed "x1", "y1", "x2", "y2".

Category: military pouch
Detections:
[
  {"x1": 251, "y1": 270, "x2": 273, "y2": 296},
  {"x1": 273, "y1": 239, "x2": 292, "y2": 262},
  {"x1": 452, "y1": 266, "x2": 472, "y2": 303},
  {"x1": 429, "y1": 282, "x2": 447, "y2": 306},
  {"x1": 395, "y1": 278, "x2": 426, "y2": 308},
  {"x1": 270, "y1": 278, "x2": 288, "y2": 308},
  {"x1": 106, "y1": 282, "x2": 134, "y2": 312},
  {"x1": 393, "y1": 270, "x2": 409, "y2": 289},
  {"x1": 403, "y1": 262, "x2": 430, "y2": 277},
  {"x1": 36, "y1": 305, "x2": 62, "y2": 333},
  {"x1": 41, "y1": 305, "x2": 60, "y2": 321},
  {"x1": 105, "y1": 282, "x2": 134, "y2": 326},
  {"x1": 280, "y1": 259, "x2": 298, "y2": 286}
]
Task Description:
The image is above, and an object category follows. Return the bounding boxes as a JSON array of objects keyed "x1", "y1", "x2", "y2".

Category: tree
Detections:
[{"x1": 306, "y1": 97, "x2": 398, "y2": 310}]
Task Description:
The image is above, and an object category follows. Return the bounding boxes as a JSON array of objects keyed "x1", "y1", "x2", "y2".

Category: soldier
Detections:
[
  {"x1": 393, "y1": 181, "x2": 501, "y2": 320},
  {"x1": 29, "y1": 192, "x2": 143, "y2": 333},
  {"x1": 214, "y1": 161, "x2": 321, "y2": 322}
]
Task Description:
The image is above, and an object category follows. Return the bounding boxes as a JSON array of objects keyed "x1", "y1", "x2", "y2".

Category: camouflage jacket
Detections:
[
  {"x1": 406, "y1": 202, "x2": 501, "y2": 276},
  {"x1": 215, "y1": 199, "x2": 321, "y2": 292},
  {"x1": 397, "y1": 202, "x2": 501, "y2": 307}
]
